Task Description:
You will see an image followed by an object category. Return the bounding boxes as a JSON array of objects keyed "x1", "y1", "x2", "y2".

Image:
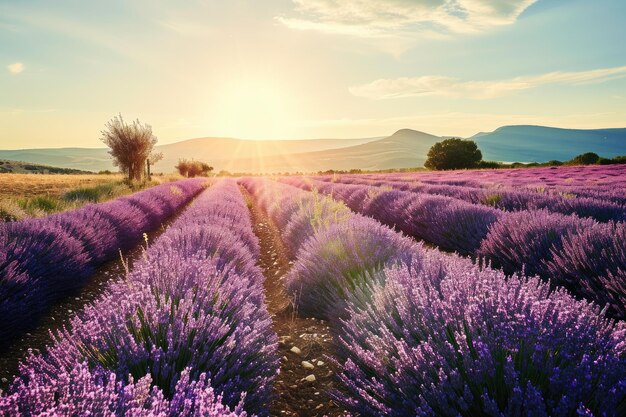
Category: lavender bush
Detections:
[
  {"x1": 334, "y1": 259, "x2": 626, "y2": 416},
  {"x1": 546, "y1": 221, "x2": 626, "y2": 319},
  {"x1": 0, "y1": 362, "x2": 247, "y2": 416},
  {"x1": 301, "y1": 175, "x2": 626, "y2": 319},
  {"x1": 283, "y1": 192, "x2": 351, "y2": 258},
  {"x1": 478, "y1": 209, "x2": 596, "y2": 278},
  {"x1": 282, "y1": 178, "x2": 502, "y2": 256},
  {"x1": 327, "y1": 173, "x2": 626, "y2": 222},
  {"x1": 0, "y1": 178, "x2": 205, "y2": 348},
  {"x1": 1, "y1": 180, "x2": 278, "y2": 416},
  {"x1": 397, "y1": 192, "x2": 502, "y2": 256},
  {"x1": 285, "y1": 215, "x2": 424, "y2": 319}
]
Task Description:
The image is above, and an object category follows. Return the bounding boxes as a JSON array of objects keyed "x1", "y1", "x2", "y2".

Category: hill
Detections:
[
  {"x1": 0, "y1": 159, "x2": 91, "y2": 174},
  {"x1": 473, "y1": 125, "x2": 626, "y2": 162},
  {"x1": 155, "y1": 136, "x2": 380, "y2": 173},
  {"x1": 228, "y1": 129, "x2": 441, "y2": 172},
  {"x1": 0, "y1": 137, "x2": 379, "y2": 173},
  {"x1": 1, "y1": 125, "x2": 625, "y2": 173}
]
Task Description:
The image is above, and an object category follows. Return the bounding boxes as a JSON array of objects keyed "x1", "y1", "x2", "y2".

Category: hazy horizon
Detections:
[{"x1": 2, "y1": 0, "x2": 626, "y2": 148}]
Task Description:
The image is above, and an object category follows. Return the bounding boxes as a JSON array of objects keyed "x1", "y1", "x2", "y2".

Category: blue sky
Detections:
[{"x1": 1, "y1": 0, "x2": 625, "y2": 148}]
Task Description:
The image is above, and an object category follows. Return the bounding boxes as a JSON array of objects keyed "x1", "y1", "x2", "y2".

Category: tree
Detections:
[
  {"x1": 175, "y1": 159, "x2": 190, "y2": 177},
  {"x1": 568, "y1": 152, "x2": 600, "y2": 165},
  {"x1": 146, "y1": 152, "x2": 163, "y2": 180},
  {"x1": 425, "y1": 138, "x2": 482, "y2": 170},
  {"x1": 101, "y1": 115, "x2": 157, "y2": 182},
  {"x1": 176, "y1": 159, "x2": 213, "y2": 177}
]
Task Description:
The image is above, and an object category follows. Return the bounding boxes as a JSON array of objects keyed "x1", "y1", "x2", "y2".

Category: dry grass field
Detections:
[{"x1": 0, "y1": 173, "x2": 123, "y2": 198}]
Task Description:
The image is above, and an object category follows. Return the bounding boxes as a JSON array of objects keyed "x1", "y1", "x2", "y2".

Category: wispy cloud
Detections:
[
  {"x1": 7, "y1": 62, "x2": 24, "y2": 74},
  {"x1": 349, "y1": 65, "x2": 626, "y2": 99},
  {"x1": 277, "y1": 0, "x2": 538, "y2": 38}
]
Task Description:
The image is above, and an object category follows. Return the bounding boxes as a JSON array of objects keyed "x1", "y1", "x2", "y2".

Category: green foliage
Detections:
[
  {"x1": 476, "y1": 160, "x2": 503, "y2": 169},
  {"x1": 17, "y1": 196, "x2": 62, "y2": 215},
  {"x1": 483, "y1": 194, "x2": 503, "y2": 207},
  {"x1": 62, "y1": 183, "x2": 125, "y2": 203},
  {"x1": 598, "y1": 156, "x2": 626, "y2": 165},
  {"x1": 546, "y1": 160, "x2": 564, "y2": 166},
  {"x1": 567, "y1": 152, "x2": 600, "y2": 166},
  {"x1": 425, "y1": 138, "x2": 483, "y2": 171}
]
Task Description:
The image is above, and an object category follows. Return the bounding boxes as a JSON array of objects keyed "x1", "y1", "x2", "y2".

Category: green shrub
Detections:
[
  {"x1": 425, "y1": 138, "x2": 482, "y2": 170},
  {"x1": 568, "y1": 152, "x2": 600, "y2": 165},
  {"x1": 62, "y1": 183, "x2": 122, "y2": 202}
]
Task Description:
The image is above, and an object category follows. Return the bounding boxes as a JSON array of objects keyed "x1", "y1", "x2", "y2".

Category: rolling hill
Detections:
[
  {"x1": 473, "y1": 125, "x2": 626, "y2": 162},
  {"x1": 1, "y1": 125, "x2": 625, "y2": 173},
  {"x1": 228, "y1": 129, "x2": 441, "y2": 172},
  {"x1": 0, "y1": 136, "x2": 379, "y2": 173},
  {"x1": 0, "y1": 159, "x2": 91, "y2": 174}
]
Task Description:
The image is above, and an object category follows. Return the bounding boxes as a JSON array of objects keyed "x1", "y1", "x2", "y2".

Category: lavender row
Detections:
[
  {"x1": 358, "y1": 164, "x2": 626, "y2": 205},
  {"x1": 334, "y1": 256, "x2": 626, "y2": 416},
  {"x1": 244, "y1": 178, "x2": 626, "y2": 415},
  {"x1": 0, "y1": 178, "x2": 206, "y2": 348},
  {"x1": 346, "y1": 172, "x2": 626, "y2": 207},
  {"x1": 367, "y1": 164, "x2": 626, "y2": 190},
  {"x1": 240, "y1": 177, "x2": 425, "y2": 319},
  {"x1": 281, "y1": 177, "x2": 626, "y2": 319},
  {"x1": 0, "y1": 179, "x2": 279, "y2": 416},
  {"x1": 320, "y1": 174, "x2": 626, "y2": 222}
]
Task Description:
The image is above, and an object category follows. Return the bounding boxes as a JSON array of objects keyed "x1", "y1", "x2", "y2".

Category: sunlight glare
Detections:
[{"x1": 220, "y1": 80, "x2": 292, "y2": 139}]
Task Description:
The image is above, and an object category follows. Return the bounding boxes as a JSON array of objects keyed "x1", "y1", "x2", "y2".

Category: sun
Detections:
[{"x1": 220, "y1": 79, "x2": 293, "y2": 139}]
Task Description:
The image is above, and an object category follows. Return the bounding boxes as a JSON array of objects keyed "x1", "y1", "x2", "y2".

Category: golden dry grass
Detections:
[
  {"x1": 0, "y1": 173, "x2": 184, "y2": 221},
  {"x1": 0, "y1": 173, "x2": 123, "y2": 198}
]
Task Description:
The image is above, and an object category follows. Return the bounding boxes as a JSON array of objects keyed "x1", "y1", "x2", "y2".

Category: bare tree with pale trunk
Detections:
[
  {"x1": 100, "y1": 115, "x2": 157, "y2": 182},
  {"x1": 146, "y1": 151, "x2": 163, "y2": 180}
]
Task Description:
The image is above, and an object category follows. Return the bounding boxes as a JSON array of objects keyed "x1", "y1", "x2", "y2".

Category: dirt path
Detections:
[{"x1": 243, "y1": 188, "x2": 348, "y2": 417}]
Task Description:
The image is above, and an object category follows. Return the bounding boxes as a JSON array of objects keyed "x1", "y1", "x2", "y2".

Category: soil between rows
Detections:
[{"x1": 242, "y1": 188, "x2": 349, "y2": 417}]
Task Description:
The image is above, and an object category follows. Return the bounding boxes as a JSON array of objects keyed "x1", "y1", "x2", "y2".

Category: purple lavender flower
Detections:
[
  {"x1": 546, "y1": 221, "x2": 626, "y2": 319},
  {"x1": 0, "y1": 179, "x2": 205, "y2": 348},
  {"x1": 3, "y1": 179, "x2": 278, "y2": 416},
  {"x1": 334, "y1": 259, "x2": 626, "y2": 416},
  {"x1": 478, "y1": 209, "x2": 596, "y2": 278},
  {"x1": 0, "y1": 362, "x2": 248, "y2": 416},
  {"x1": 285, "y1": 215, "x2": 424, "y2": 319}
]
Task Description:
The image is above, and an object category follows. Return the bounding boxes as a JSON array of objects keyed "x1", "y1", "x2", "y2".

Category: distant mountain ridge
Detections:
[
  {"x1": 0, "y1": 159, "x2": 90, "y2": 174},
  {"x1": 0, "y1": 136, "x2": 380, "y2": 173},
  {"x1": 473, "y1": 125, "x2": 626, "y2": 162},
  {"x1": 1, "y1": 125, "x2": 625, "y2": 173}
]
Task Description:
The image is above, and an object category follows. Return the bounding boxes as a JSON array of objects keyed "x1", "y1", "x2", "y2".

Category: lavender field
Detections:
[{"x1": 1, "y1": 165, "x2": 625, "y2": 416}]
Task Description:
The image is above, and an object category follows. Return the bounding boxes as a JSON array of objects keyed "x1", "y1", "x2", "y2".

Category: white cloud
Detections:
[
  {"x1": 349, "y1": 65, "x2": 626, "y2": 99},
  {"x1": 7, "y1": 62, "x2": 24, "y2": 74},
  {"x1": 278, "y1": 0, "x2": 538, "y2": 37}
]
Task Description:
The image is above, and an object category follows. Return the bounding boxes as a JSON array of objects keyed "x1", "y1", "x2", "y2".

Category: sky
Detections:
[{"x1": 1, "y1": 0, "x2": 626, "y2": 148}]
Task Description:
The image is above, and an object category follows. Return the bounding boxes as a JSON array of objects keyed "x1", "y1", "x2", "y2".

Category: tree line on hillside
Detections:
[{"x1": 425, "y1": 138, "x2": 626, "y2": 171}]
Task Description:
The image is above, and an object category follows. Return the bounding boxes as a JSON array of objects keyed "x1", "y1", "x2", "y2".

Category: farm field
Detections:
[
  {"x1": 0, "y1": 173, "x2": 123, "y2": 198},
  {"x1": 1, "y1": 165, "x2": 625, "y2": 416}
]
